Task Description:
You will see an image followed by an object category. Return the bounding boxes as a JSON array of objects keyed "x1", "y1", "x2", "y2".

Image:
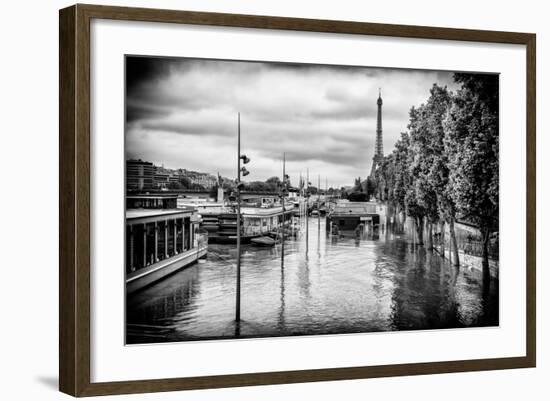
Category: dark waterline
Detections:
[{"x1": 126, "y1": 218, "x2": 498, "y2": 344}]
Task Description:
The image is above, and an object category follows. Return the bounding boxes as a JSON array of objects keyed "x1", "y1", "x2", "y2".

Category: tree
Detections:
[
  {"x1": 177, "y1": 176, "x2": 191, "y2": 189},
  {"x1": 265, "y1": 176, "x2": 282, "y2": 191},
  {"x1": 397, "y1": 105, "x2": 434, "y2": 245},
  {"x1": 372, "y1": 133, "x2": 410, "y2": 234},
  {"x1": 348, "y1": 192, "x2": 368, "y2": 202},
  {"x1": 421, "y1": 85, "x2": 460, "y2": 264},
  {"x1": 444, "y1": 73, "x2": 499, "y2": 275},
  {"x1": 407, "y1": 85, "x2": 458, "y2": 256},
  {"x1": 245, "y1": 181, "x2": 270, "y2": 192},
  {"x1": 340, "y1": 187, "x2": 349, "y2": 199},
  {"x1": 166, "y1": 181, "x2": 182, "y2": 190},
  {"x1": 372, "y1": 75, "x2": 498, "y2": 272},
  {"x1": 353, "y1": 177, "x2": 364, "y2": 192},
  {"x1": 365, "y1": 177, "x2": 376, "y2": 201},
  {"x1": 391, "y1": 133, "x2": 411, "y2": 233}
]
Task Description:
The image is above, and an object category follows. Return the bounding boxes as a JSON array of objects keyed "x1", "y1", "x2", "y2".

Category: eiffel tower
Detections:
[{"x1": 370, "y1": 89, "x2": 384, "y2": 176}]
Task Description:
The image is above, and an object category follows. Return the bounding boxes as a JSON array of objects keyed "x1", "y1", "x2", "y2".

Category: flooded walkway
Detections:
[{"x1": 126, "y1": 218, "x2": 498, "y2": 344}]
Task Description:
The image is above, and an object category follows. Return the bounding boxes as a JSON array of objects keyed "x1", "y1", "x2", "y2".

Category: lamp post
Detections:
[
  {"x1": 306, "y1": 168, "x2": 310, "y2": 258},
  {"x1": 300, "y1": 171, "x2": 305, "y2": 235},
  {"x1": 281, "y1": 153, "x2": 289, "y2": 270},
  {"x1": 235, "y1": 113, "x2": 250, "y2": 324},
  {"x1": 325, "y1": 177, "x2": 328, "y2": 223},
  {"x1": 318, "y1": 174, "x2": 321, "y2": 234}
]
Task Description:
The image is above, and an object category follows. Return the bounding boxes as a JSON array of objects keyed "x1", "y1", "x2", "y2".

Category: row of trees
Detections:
[
  {"x1": 373, "y1": 74, "x2": 499, "y2": 275},
  {"x1": 244, "y1": 176, "x2": 292, "y2": 192},
  {"x1": 209, "y1": 176, "x2": 297, "y2": 196}
]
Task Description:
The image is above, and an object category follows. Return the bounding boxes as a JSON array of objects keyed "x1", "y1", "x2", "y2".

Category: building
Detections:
[
  {"x1": 185, "y1": 172, "x2": 217, "y2": 189},
  {"x1": 370, "y1": 89, "x2": 384, "y2": 176},
  {"x1": 152, "y1": 172, "x2": 168, "y2": 189},
  {"x1": 326, "y1": 201, "x2": 381, "y2": 234},
  {"x1": 126, "y1": 194, "x2": 178, "y2": 209},
  {"x1": 126, "y1": 159, "x2": 154, "y2": 191},
  {"x1": 125, "y1": 208, "x2": 206, "y2": 293}
]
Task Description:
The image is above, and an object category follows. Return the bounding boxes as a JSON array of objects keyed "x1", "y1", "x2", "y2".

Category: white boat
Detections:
[{"x1": 250, "y1": 236, "x2": 277, "y2": 247}]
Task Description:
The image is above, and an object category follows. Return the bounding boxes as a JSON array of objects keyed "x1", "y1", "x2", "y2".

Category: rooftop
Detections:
[
  {"x1": 126, "y1": 207, "x2": 196, "y2": 220},
  {"x1": 126, "y1": 194, "x2": 178, "y2": 199},
  {"x1": 332, "y1": 202, "x2": 378, "y2": 216}
]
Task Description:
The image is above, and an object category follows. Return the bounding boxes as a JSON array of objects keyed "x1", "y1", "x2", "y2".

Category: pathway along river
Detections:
[{"x1": 126, "y1": 217, "x2": 498, "y2": 344}]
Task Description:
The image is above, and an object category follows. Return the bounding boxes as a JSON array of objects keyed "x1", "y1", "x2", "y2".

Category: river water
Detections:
[{"x1": 126, "y1": 217, "x2": 498, "y2": 344}]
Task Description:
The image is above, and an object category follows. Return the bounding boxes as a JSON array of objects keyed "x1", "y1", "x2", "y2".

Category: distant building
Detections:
[
  {"x1": 185, "y1": 172, "x2": 217, "y2": 189},
  {"x1": 126, "y1": 159, "x2": 154, "y2": 191},
  {"x1": 128, "y1": 160, "x2": 219, "y2": 191},
  {"x1": 153, "y1": 171, "x2": 170, "y2": 189}
]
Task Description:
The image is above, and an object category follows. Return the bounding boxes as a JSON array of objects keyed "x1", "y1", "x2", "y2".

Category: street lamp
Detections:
[
  {"x1": 305, "y1": 168, "x2": 310, "y2": 258},
  {"x1": 280, "y1": 154, "x2": 288, "y2": 270},
  {"x1": 235, "y1": 114, "x2": 251, "y2": 325}
]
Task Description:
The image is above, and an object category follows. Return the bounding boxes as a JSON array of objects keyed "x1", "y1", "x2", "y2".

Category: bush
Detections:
[{"x1": 348, "y1": 192, "x2": 368, "y2": 202}]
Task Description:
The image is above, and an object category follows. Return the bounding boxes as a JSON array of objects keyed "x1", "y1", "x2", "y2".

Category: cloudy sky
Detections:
[{"x1": 126, "y1": 56, "x2": 459, "y2": 188}]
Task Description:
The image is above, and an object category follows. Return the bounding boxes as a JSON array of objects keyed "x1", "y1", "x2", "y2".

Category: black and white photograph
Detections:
[{"x1": 124, "y1": 55, "x2": 499, "y2": 344}]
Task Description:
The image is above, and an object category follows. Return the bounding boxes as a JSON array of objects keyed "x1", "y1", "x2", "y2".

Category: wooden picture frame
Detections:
[{"x1": 59, "y1": 3, "x2": 536, "y2": 397}]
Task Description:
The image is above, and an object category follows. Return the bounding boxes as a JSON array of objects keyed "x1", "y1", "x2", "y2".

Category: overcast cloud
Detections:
[{"x1": 126, "y1": 56, "x2": 459, "y2": 188}]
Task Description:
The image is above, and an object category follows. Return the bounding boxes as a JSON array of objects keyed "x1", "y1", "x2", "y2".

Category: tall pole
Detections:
[
  {"x1": 325, "y1": 177, "x2": 328, "y2": 228},
  {"x1": 236, "y1": 113, "x2": 241, "y2": 323},
  {"x1": 299, "y1": 172, "x2": 304, "y2": 232},
  {"x1": 281, "y1": 153, "x2": 285, "y2": 270},
  {"x1": 317, "y1": 174, "x2": 321, "y2": 234},
  {"x1": 306, "y1": 168, "x2": 309, "y2": 258}
]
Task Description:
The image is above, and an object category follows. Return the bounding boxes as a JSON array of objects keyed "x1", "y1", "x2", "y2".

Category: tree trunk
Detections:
[
  {"x1": 440, "y1": 220, "x2": 446, "y2": 256},
  {"x1": 386, "y1": 205, "x2": 392, "y2": 236},
  {"x1": 396, "y1": 206, "x2": 401, "y2": 234},
  {"x1": 427, "y1": 222, "x2": 433, "y2": 251},
  {"x1": 416, "y1": 216, "x2": 424, "y2": 245},
  {"x1": 481, "y1": 227, "x2": 491, "y2": 280},
  {"x1": 449, "y1": 217, "x2": 460, "y2": 267},
  {"x1": 392, "y1": 206, "x2": 397, "y2": 234}
]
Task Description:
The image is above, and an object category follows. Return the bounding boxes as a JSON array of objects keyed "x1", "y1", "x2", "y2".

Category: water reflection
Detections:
[{"x1": 127, "y1": 218, "x2": 498, "y2": 344}]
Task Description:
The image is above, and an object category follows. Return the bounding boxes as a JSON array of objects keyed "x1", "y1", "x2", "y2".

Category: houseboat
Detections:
[
  {"x1": 177, "y1": 191, "x2": 295, "y2": 243},
  {"x1": 125, "y1": 207, "x2": 207, "y2": 293},
  {"x1": 177, "y1": 197, "x2": 229, "y2": 238},
  {"x1": 326, "y1": 201, "x2": 382, "y2": 236},
  {"x1": 213, "y1": 204, "x2": 294, "y2": 243}
]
